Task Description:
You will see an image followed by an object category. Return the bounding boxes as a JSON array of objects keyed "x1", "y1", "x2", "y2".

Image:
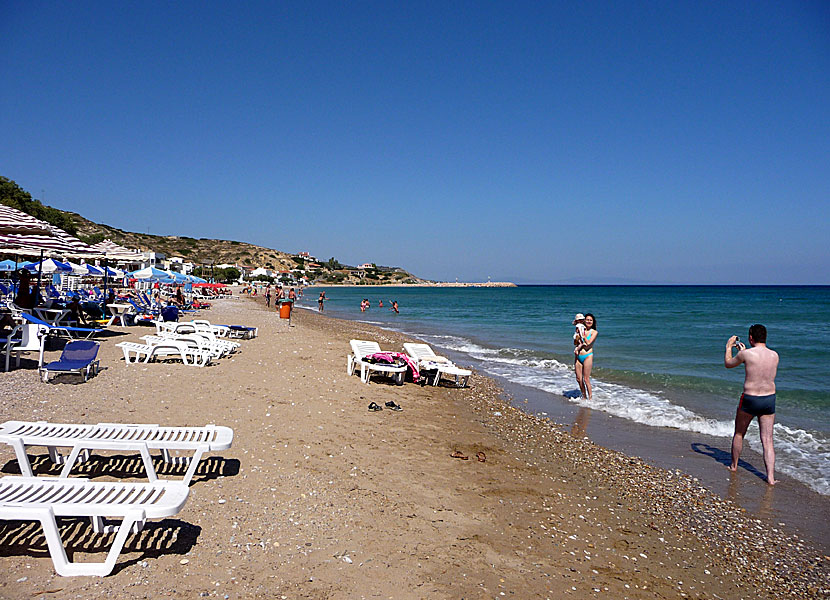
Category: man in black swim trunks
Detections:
[{"x1": 724, "y1": 324, "x2": 779, "y2": 485}]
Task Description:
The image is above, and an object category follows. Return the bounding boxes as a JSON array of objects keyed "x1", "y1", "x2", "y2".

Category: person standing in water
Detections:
[
  {"x1": 318, "y1": 291, "x2": 326, "y2": 311},
  {"x1": 725, "y1": 324, "x2": 779, "y2": 485},
  {"x1": 574, "y1": 313, "x2": 597, "y2": 400}
]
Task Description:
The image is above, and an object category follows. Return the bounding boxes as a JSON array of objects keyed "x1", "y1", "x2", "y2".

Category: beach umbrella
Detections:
[
  {"x1": 0, "y1": 259, "x2": 18, "y2": 271},
  {"x1": 65, "y1": 261, "x2": 91, "y2": 276},
  {"x1": 85, "y1": 264, "x2": 105, "y2": 276},
  {"x1": 24, "y1": 258, "x2": 72, "y2": 274},
  {"x1": 0, "y1": 205, "x2": 97, "y2": 258},
  {"x1": 87, "y1": 239, "x2": 141, "y2": 261},
  {"x1": 129, "y1": 266, "x2": 176, "y2": 284},
  {"x1": 168, "y1": 270, "x2": 189, "y2": 284}
]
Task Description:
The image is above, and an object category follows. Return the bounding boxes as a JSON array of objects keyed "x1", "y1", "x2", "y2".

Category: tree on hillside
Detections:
[
  {"x1": 325, "y1": 257, "x2": 341, "y2": 270},
  {"x1": 0, "y1": 176, "x2": 78, "y2": 235}
]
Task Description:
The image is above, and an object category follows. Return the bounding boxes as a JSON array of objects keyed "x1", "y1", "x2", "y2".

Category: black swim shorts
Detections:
[{"x1": 738, "y1": 393, "x2": 776, "y2": 416}]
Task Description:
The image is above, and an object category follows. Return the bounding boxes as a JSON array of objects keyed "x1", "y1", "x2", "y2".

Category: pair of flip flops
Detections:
[
  {"x1": 451, "y1": 450, "x2": 486, "y2": 462},
  {"x1": 368, "y1": 401, "x2": 403, "y2": 412}
]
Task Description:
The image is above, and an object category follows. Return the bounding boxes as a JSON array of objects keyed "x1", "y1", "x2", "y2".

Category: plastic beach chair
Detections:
[
  {"x1": 348, "y1": 340, "x2": 407, "y2": 385},
  {"x1": 155, "y1": 321, "x2": 241, "y2": 352},
  {"x1": 39, "y1": 340, "x2": 100, "y2": 383},
  {"x1": 222, "y1": 324, "x2": 257, "y2": 339},
  {"x1": 115, "y1": 340, "x2": 213, "y2": 366},
  {"x1": 0, "y1": 420, "x2": 234, "y2": 486},
  {"x1": 0, "y1": 475, "x2": 189, "y2": 576},
  {"x1": 3, "y1": 322, "x2": 48, "y2": 372},
  {"x1": 161, "y1": 305, "x2": 179, "y2": 322},
  {"x1": 141, "y1": 334, "x2": 230, "y2": 359},
  {"x1": 403, "y1": 343, "x2": 472, "y2": 387},
  {"x1": 21, "y1": 312, "x2": 103, "y2": 340}
]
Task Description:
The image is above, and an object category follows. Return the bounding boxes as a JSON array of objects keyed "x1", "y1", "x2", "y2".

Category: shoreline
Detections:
[
  {"x1": 306, "y1": 282, "x2": 518, "y2": 287},
  {"x1": 0, "y1": 297, "x2": 826, "y2": 598},
  {"x1": 300, "y1": 299, "x2": 830, "y2": 552}
]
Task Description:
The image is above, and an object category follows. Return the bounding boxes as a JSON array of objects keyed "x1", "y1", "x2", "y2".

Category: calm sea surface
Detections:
[{"x1": 298, "y1": 285, "x2": 830, "y2": 495}]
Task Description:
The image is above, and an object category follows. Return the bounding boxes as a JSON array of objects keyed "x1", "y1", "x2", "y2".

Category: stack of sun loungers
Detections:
[
  {"x1": 0, "y1": 420, "x2": 234, "y2": 576},
  {"x1": 115, "y1": 319, "x2": 253, "y2": 367}
]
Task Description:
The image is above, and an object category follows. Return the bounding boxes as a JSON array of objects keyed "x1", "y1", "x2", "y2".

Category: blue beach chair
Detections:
[
  {"x1": 39, "y1": 340, "x2": 100, "y2": 382},
  {"x1": 161, "y1": 305, "x2": 179, "y2": 322}
]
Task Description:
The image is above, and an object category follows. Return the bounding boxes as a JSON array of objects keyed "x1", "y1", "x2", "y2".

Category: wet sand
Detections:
[
  {"x1": 492, "y1": 377, "x2": 830, "y2": 554},
  {"x1": 0, "y1": 296, "x2": 827, "y2": 599}
]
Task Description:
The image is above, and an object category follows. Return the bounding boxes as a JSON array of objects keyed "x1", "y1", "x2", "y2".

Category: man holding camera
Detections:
[{"x1": 724, "y1": 324, "x2": 779, "y2": 485}]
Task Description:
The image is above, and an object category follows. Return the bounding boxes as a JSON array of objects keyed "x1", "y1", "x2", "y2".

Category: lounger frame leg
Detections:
[
  {"x1": 59, "y1": 442, "x2": 157, "y2": 482},
  {"x1": 19, "y1": 505, "x2": 146, "y2": 577},
  {"x1": 160, "y1": 446, "x2": 206, "y2": 486},
  {"x1": 10, "y1": 438, "x2": 34, "y2": 477}
]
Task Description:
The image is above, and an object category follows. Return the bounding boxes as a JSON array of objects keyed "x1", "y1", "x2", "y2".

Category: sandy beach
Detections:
[{"x1": 1, "y1": 296, "x2": 827, "y2": 599}]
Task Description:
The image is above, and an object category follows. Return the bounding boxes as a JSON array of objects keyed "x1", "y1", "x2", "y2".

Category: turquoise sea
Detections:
[{"x1": 298, "y1": 285, "x2": 830, "y2": 496}]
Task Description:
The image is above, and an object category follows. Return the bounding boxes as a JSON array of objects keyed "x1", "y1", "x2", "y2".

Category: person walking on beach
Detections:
[
  {"x1": 575, "y1": 313, "x2": 597, "y2": 401},
  {"x1": 264, "y1": 284, "x2": 271, "y2": 308},
  {"x1": 725, "y1": 324, "x2": 779, "y2": 485}
]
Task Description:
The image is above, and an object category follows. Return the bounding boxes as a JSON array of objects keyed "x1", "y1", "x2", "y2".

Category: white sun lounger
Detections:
[
  {"x1": 0, "y1": 476, "x2": 189, "y2": 576},
  {"x1": 0, "y1": 421, "x2": 234, "y2": 486},
  {"x1": 403, "y1": 343, "x2": 472, "y2": 387},
  {"x1": 347, "y1": 340, "x2": 407, "y2": 385},
  {"x1": 156, "y1": 319, "x2": 231, "y2": 338},
  {"x1": 155, "y1": 322, "x2": 241, "y2": 351},
  {"x1": 116, "y1": 340, "x2": 212, "y2": 366},
  {"x1": 141, "y1": 334, "x2": 231, "y2": 359}
]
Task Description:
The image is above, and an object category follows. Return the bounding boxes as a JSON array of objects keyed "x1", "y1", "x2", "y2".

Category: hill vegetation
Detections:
[{"x1": 1, "y1": 175, "x2": 425, "y2": 284}]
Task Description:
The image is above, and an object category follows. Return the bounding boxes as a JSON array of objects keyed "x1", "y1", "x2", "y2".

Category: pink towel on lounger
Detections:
[{"x1": 367, "y1": 352, "x2": 420, "y2": 382}]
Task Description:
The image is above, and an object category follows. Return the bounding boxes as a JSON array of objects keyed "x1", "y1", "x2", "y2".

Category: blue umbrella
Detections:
[
  {"x1": 128, "y1": 266, "x2": 176, "y2": 284},
  {"x1": 24, "y1": 258, "x2": 72, "y2": 274},
  {"x1": 0, "y1": 259, "x2": 18, "y2": 271}
]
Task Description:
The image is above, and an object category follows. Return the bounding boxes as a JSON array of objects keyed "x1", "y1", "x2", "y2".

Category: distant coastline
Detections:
[{"x1": 307, "y1": 281, "x2": 517, "y2": 288}]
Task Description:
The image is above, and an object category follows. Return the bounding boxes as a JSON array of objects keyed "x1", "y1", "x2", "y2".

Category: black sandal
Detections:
[
  {"x1": 368, "y1": 402, "x2": 382, "y2": 411},
  {"x1": 385, "y1": 401, "x2": 403, "y2": 412}
]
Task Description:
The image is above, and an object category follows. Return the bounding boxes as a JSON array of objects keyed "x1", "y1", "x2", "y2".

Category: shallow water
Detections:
[{"x1": 301, "y1": 285, "x2": 830, "y2": 497}]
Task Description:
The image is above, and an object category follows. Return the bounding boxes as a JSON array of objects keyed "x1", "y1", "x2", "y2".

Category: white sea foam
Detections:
[{"x1": 426, "y1": 334, "x2": 830, "y2": 496}]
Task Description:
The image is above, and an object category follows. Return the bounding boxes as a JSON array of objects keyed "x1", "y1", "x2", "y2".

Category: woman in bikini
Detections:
[{"x1": 575, "y1": 313, "x2": 597, "y2": 401}]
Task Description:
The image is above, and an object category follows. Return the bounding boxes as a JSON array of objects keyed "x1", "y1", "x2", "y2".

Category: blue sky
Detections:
[{"x1": 1, "y1": 2, "x2": 828, "y2": 283}]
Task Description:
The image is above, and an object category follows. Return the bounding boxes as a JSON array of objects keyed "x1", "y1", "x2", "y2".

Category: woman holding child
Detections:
[{"x1": 574, "y1": 313, "x2": 597, "y2": 401}]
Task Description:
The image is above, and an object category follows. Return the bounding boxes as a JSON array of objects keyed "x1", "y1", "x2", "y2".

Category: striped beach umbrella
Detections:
[
  {"x1": 0, "y1": 204, "x2": 97, "y2": 257},
  {"x1": 88, "y1": 239, "x2": 141, "y2": 261}
]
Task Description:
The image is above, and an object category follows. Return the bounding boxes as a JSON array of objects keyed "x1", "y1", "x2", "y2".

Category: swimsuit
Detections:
[
  {"x1": 738, "y1": 393, "x2": 776, "y2": 416},
  {"x1": 577, "y1": 331, "x2": 594, "y2": 364}
]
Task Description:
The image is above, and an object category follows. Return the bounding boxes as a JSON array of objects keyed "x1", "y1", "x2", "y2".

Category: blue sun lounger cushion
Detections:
[{"x1": 39, "y1": 340, "x2": 100, "y2": 382}]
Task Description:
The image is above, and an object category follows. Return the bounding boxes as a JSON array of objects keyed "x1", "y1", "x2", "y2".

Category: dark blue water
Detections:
[{"x1": 299, "y1": 285, "x2": 830, "y2": 495}]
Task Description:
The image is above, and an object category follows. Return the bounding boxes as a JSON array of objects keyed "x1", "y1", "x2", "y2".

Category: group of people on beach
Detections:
[
  {"x1": 262, "y1": 284, "x2": 299, "y2": 309},
  {"x1": 568, "y1": 310, "x2": 779, "y2": 485}
]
